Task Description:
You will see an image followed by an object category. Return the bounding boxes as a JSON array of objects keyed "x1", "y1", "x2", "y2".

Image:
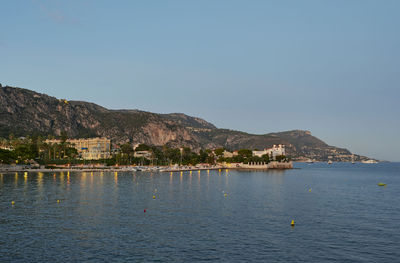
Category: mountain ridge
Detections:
[{"x1": 0, "y1": 83, "x2": 371, "y2": 161}]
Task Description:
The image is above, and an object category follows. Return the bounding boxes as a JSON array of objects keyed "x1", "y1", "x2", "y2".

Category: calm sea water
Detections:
[{"x1": 1, "y1": 163, "x2": 399, "y2": 262}]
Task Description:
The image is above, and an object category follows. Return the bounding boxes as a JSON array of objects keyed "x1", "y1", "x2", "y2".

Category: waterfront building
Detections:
[
  {"x1": 252, "y1": 144, "x2": 286, "y2": 160},
  {"x1": 45, "y1": 137, "x2": 111, "y2": 160}
]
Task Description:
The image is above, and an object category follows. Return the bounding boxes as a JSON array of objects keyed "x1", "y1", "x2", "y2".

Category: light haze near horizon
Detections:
[{"x1": 1, "y1": 0, "x2": 399, "y2": 161}]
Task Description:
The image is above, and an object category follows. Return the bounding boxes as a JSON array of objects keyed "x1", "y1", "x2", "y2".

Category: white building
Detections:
[
  {"x1": 252, "y1": 144, "x2": 286, "y2": 160},
  {"x1": 223, "y1": 150, "x2": 234, "y2": 158},
  {"x1": 134, "y1": 151, "x2": 152, "y2": 159}
]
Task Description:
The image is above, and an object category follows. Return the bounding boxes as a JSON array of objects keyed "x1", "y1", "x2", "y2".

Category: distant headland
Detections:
[{"x1": 0, "y1": 83, "x2": 375, "y2": 164}]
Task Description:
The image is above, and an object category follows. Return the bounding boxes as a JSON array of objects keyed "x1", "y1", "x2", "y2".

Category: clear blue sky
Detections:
[{"x1": 1, "y1": 0, "x2": 399, "y2": 161}]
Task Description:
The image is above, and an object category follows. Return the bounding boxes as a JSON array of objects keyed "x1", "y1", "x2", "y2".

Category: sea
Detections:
[{"x1": 1, "y1": 162, "x2": 399, "y2": 262}]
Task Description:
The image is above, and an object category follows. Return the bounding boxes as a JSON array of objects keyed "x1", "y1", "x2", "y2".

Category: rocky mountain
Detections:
[{"x1": 0, "y1": 84, "x2": 369, "y2": 161}]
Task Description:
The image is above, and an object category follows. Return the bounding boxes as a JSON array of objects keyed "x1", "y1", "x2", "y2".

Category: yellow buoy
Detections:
[
  {"x1": 309, "y1": 188, "x2": 312, "y2": 192},
  {"x1": 219, "y1": 169, "x2": 221, "y2": 172},
  {"x1": 11, "y1": 201, "x2": 15, "y2": 205},
  {"x1": 224, "y1": 193, "x2": 228, "y2": 197},
  {"x1": 153, "y1": 195, "x2": 156, "y2": 199},
  {"x1": 291, "y1": 220, "x2": 295, "y2": 226},
  {"x1": 378, "y1": 183, "x2": 387, "y2": 186},
  {"x1": 57, "y1": 200, "x2": 60, "y2": 203}
]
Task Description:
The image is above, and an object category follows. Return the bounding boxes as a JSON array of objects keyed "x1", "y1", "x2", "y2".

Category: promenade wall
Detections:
[{"x1": 237, "y1": 161, "x2": 292, "y2": 170}]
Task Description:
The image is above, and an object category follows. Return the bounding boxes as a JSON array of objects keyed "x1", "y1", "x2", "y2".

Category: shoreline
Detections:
[{"x1": 0, "y1": 162, "x2": 293, "y2": 173}]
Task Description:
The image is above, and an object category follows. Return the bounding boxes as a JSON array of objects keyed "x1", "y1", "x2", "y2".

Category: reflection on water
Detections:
[
  {"x1": 0, "y1": 164, "x2": 400, "y2": 262},
  {"x1": 37, "y1": 172, "x2": 44, "y2": 199},
  {"x1": 14, "y1": 172, "x2": 18, "y2": 186}
]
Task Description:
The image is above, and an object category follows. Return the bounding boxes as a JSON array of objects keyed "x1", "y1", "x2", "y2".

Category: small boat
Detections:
[{"x1": 327, "y1": 160, "x2": 332, "y2": 164}]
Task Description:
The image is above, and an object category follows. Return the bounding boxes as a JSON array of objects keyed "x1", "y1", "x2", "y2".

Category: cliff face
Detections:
[{"x1": 0, "y1": 84, "x2": 363, "y2": 161}]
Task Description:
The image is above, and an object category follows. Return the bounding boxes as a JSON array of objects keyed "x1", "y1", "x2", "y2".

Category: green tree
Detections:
[
  {"x1": 164, "y1": 147, "x2": 180, "y2": 165},
  {"x1": 64, "y1": 146, "x2": 78, "y2": 159},
  {"x1": 121, "y1": 143, "x2": 134, "y2": 155},
  {"x1": 238, "y1": 149, "x2": 252, "y2": 158},
  {"x1": 14, "y1": 144, "x2": 35, "y2": 162},
  {"x1": 0, "y1": 149, "x2": 14, "y2": 164},
  {"x1": 261, "y1": 154, "x2": 270, "y2": 163},
  {"x1": 275, "y1": 155, "x2": 286, "y2": 162},
  {"x1": 135, "y1": 143, "x2": 150, "y2": 151},
  {"x1": 214, "y1": 148, "x2": 224, "y2": 156},
  {"x1": 60, "y1": 131, "x2": 68, "y2": 158},
  {"x1": 198, "y1": 149, "x2": 208, "y2": 163},
  {"x1": 121, "y1": 143, "x2": 135, "y2": 164}
]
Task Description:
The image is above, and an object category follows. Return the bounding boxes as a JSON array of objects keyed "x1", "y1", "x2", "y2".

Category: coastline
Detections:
[{"x1": 0, "y1": 162, "x2": 293, "y2": 173}]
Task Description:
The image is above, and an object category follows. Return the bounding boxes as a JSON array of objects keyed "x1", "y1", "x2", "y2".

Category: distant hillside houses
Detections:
[{"x1": 252, "y1": 144, "x2": 286, "y2": 160}]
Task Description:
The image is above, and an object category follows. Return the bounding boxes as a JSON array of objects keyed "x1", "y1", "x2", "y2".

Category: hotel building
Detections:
[{"x1": 45, "y1": 137, "x2": 111, "y2": 160}]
